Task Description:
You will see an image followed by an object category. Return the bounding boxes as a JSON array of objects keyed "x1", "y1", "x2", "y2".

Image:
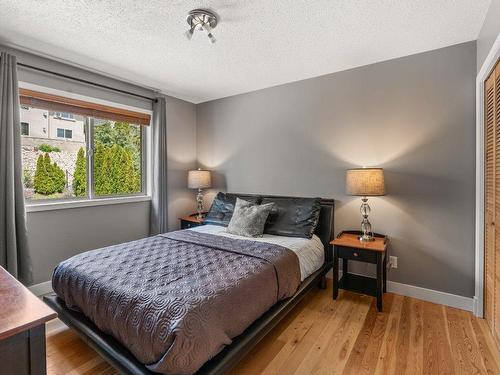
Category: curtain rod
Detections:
[{"x1": 17, "y1": 62, "x2": 157, "y2": 103}]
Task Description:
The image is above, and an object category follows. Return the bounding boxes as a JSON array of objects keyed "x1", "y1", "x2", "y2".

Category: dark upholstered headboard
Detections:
[
  {"x1": 313, "y1": 198, "x2": 336, "y2": 249},
  {"x1": 214, "y1": 193, "x2": 335, "y2": 261}
]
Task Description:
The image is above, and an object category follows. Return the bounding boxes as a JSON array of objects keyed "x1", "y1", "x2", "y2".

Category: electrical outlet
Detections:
[{"x1": 389, "y1": 256, "x2": 398, "y2": 269}]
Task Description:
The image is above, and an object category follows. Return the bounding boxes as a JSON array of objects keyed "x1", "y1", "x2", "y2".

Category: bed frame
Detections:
[{"x1": 44, "y1": 195, "x2": 335, "y2": 375}]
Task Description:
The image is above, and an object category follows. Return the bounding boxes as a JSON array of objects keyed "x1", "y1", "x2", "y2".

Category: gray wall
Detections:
[
  {"x1": 197, "y1": 41, "x2": 477, "y2": 297},
  {"x1": 477, "y1": 0, "x2": 500, "y2": 72},
  {"x1": 27, "y1": 202, "x2": 150, "y2": 284},
  {"x1": 0, "y1": 44, "x2": 197, "y2": 285}
]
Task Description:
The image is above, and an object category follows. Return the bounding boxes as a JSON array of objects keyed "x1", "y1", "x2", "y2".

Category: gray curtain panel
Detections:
[
  {"x1": 150, "y1": 96, "x2": 168, "y2": 235},
  {"x1": 0, "y1": 52, "x2": 32, "y2": 284}
]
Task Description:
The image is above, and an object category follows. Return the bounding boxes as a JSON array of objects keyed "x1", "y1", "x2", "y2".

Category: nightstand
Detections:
[
  {"x1": 331, "y1": 230, "x2": 388, "y2": 312},
  {"x1": 179, "y1": 214, "x2": 206, "y2": 230}
]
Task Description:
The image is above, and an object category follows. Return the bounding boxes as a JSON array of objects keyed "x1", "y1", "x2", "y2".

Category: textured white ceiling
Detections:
[{"x1": 0, "y1": 0, "x2": 491, "y2": 103}]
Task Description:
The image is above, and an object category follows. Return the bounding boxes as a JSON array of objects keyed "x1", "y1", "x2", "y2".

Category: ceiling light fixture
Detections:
[{"x1": 185, "y1": 9, "x2": 218, "y2": 44}]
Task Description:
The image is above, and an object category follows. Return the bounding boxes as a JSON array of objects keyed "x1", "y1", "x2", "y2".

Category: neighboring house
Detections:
[
  {"x1": 20, "y1": 106, "x2": 48, "y2": 138},
  {"x1": 20, "y1": 106, "x2": 85, "y2": 142}
]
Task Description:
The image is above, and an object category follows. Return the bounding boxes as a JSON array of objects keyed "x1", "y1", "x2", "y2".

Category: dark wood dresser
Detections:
[{"x1": 0, "y1": 266, "x2": 57, "y2": 375}]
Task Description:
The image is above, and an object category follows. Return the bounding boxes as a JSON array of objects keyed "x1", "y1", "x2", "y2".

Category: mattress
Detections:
[{"x1": 191, "y1": 224, "x2": 325, "y2": 281}]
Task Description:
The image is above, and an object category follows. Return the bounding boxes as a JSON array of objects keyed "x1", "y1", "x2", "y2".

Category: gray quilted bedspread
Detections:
[{"x1": 52, "y1": 230, "x2": 301, "y2": 375}]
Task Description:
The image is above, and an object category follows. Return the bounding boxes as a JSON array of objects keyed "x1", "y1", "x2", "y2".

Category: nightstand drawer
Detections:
[
  {"x1": 337, "y1": 246, "x2": 377, "y2": 263},
  {"x1": 179, "y1": 214, "x2": 206, "y2": 230},
  {"x1": 180, "y1": 221, "x2": 200, "y2": 230}
]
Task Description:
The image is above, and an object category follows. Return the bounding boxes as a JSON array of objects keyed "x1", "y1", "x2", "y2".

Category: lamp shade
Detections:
[
  {"x1": 188, "y1": 169, "x2": 211, "y2": 189},
  {"x1": 346, "y1": 168, "x2": 385, "y2": 196}
]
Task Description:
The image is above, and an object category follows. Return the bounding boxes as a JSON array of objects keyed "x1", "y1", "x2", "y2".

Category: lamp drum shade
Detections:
[
  {"x1": 346, "y1": 168, "x2": 385, "y2": 196},
  {"x1": 188, "y1": 169, "x2": 211, "y2": 189}
]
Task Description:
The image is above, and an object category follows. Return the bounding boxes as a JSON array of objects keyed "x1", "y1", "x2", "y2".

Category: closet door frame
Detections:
[{"x1": 476, "y1": 33, "x2": 500, "y2": 318}]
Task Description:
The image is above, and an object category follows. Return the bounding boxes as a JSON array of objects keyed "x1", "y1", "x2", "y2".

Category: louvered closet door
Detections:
[
  {"x1": 485, "y1": 69, "x2": 496, "y2": 332},
  {"x1": 495, "y1": 62, "x2": 500, "y2": 342}
]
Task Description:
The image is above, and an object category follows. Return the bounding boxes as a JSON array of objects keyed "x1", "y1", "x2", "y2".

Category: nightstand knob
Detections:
[{"x1": 353, "y1": 252, "x2": 359, "y2": 257}]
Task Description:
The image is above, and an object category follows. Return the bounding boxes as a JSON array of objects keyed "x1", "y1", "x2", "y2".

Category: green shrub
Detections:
[
  {"x1": 94, "y1": 121, "x2": 141, "y2": 171},
  {"x1": 33, "y1": 155, "x2": 46, "y2": 193},
  {"x1": 92, "y1": 121, "x2": 141, "y2": 195},
  {"x1": 94, "y1": 144, "x2": 140, "y2": 195},
  {"x1": 23, "y1": 169, "x2": 33, "y2": 189},
  {"x1": 73, "y1": 147, "x2": 86, "y2": 197},
  {"x1": 34, "y1": 153, "x2": 66, "y2": 195},
  {"x1": 38, "y1": 144, "x2": 61, "y2": 153},
  {"x1": 52, "y1": 160, "x2": 66, "y2": 193}
]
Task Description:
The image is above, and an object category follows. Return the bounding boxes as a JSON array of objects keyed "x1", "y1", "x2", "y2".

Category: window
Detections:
[
  {"x1": 19, "y1": 88, "x2": 150, "y2": 203},
  {"x1": 21, "y1": 122, "x2": 29, "y2": 136},
  {"x1": 57, "y1": 128, "x2": 73, "y2": 139},
  {"x1": 55, "y1": 112, "x2": 75, "y2": 120}
]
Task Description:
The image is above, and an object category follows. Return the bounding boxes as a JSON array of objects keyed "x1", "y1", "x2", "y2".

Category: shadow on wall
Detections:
[
  {"x1": 167, "y1": 165, "x2": 197, "y2": 231},
  {"x1": 198, "y1": 124, "x2": 474, "y2": 297},
  {"x1": 376, "y1": 169, "x2": 474, "y2": 296},
  {"x1": 202, "y1": 172, "x2": 227, "y2": 210}
]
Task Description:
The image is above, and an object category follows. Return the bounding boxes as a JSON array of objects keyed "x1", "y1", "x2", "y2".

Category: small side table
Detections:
[
  {"x1": 179, "y1": 214, "x2": 206, "y2": 230},
  {"x1": 331, "y1": 231, "x2": 388, "y2": 312}
]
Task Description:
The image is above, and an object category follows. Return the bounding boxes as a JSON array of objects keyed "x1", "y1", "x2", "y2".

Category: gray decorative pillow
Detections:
[{"x1": 226, "y1": 198, "x2": 274, "y2": 237}]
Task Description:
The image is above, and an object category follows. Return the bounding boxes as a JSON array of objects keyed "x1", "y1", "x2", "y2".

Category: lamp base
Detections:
[
  {"x1": 359, "y1": 197, "x2": 375, "y2": 242},
  {"x1": 359, "y1": 234, "x2": 375, "y2": 242},
  {"x1": 196, "y1": 189, "x2": 204, "y2": 219}
]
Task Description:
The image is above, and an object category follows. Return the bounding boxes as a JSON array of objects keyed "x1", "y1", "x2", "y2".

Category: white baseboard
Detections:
[
  {"x1": 386, "y1": 280, "x2": 474, "y2": 312},
  {"x1": 326, "y1": 271, "x2": 474, "y2": 312},
  {"x1": 46, "y1": 318, "x2": 68, "y2": 335},
  {"x1": 473, "y1": 296, "x2": 480, "y2": 316},
  {"x1": 28, "y1": 280, "x2": 53, "y2": 297}
]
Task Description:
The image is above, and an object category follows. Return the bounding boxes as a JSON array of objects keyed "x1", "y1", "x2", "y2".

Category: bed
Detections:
[{"x1": 44, "y1": 194, "x2": 334, "y2": 375}]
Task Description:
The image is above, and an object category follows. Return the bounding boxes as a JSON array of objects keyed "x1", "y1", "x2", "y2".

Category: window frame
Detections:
[
  {"x1": 55, "y1": 112, "x2": 75, "y2": 121},
  {"x1": 21, "y1": 83, "x2": 152, "y2": 211},
  {"x1": 56, "y1": 128, "x2": 74, "y2": 139},
  {"x1": 21, "y1": 122, "x2": 29, "y2": 136}
]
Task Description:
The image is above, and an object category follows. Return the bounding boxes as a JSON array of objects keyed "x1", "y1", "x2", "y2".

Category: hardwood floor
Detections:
[{"x1": 46, "y1": 281, "x2": 500, "y2": 375}]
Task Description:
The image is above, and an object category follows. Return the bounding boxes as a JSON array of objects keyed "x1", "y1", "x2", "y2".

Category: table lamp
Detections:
[
  {"x1": 346, "y1": 168, "x2": 385, "y2": 242},
  {"x1": 188, "y1": 168, "x2": 212, "y2": 219}
]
